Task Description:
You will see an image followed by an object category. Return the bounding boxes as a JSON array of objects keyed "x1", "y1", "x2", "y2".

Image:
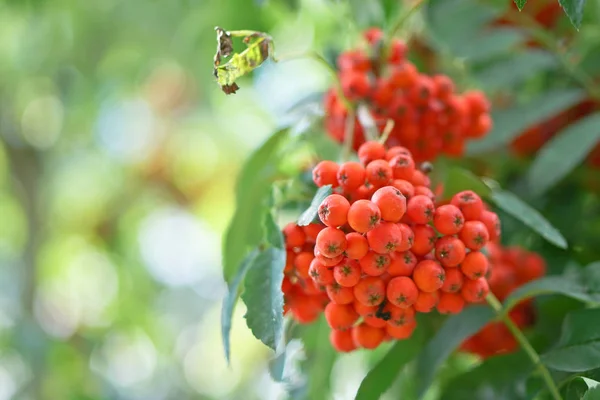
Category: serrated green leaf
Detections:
[
  {"x1": 441, "y1": 351, "x2": 532, "y2": 400},
  {"x1": 504, "y1": 262, "x2": 600, "y2": 311},
  {"x1": 297, "y1": 185, "x2": 332, "y2": 226},
  {"x1": 475, "y1": 50, "x2": 558, "y2": 90},
  {"x1": 559, "y1": 0, "x2": 587, "y2": 29},
  {"x1": 443, "y1": 167, "x2": 492, "y2": 200},
  {"x1": 241, "y1": 247, "x2": 286, "y2": 350},
  {"x1": 356, "y1": 328, "x2": 424, "y2": 400},
  {"x1": 223, "y1": 128, "x2": 290, "y2": 283},
  {"x1": 514, "y1": 0, "x2": 527, "y2": 10},
  {"x1": 269, "y1": 349, "x2": 287, "y2": 382},
  {"x1": 542, "y1": 308, "x2": 600, "y2": 372},
  {"x1": 264, "y1": 210, "x2": 284, "y2": 249},
  {"x1": 468, "y1": 89, "x2": 586, "y2": 154},
  {"x1": 221, "y1": 249, "x2": 260, "y2": 363},
  {"x1": 415, "y1": 306, "x2": 495, "y2": 397},
  {"x1": 527, "y1": 113, "x2": 600, "y2": 195},
  {"x1": 490, "y1": 189, "x2": 567, "y2": 249}
]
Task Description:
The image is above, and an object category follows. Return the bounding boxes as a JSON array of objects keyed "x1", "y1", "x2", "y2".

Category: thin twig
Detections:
[
  {"x1": 486, "y1": 293, "x2": 562, "y2": 400},
  {"x1": 378, "y1": 119, "x2": 395, "y2": 144}
]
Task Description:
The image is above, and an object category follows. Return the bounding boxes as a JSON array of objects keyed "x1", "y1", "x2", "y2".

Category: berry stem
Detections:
[
  {"x1": 275, "y1": 50, "x2": 354, "y2": 111},
  {"x1": 486, "y1": 293, "x2": 562, "y2": 400},
  {"x1": 502, "y1": 7, "x2": 600, "y2": 102},
  {"x1": 386, "y1": 0, "x2": 428, "y2": 45},
  {"x1": 378, "y1": 119, "x2": 395, "y2": 144},
  {"x1": 341, "y1": 108, "x2": 356, "y2": 162}
]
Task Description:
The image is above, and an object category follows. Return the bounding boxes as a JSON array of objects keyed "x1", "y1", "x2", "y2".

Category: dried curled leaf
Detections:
[{"x1": 213, "y1": 27, "x2": 274, "y2": 94}]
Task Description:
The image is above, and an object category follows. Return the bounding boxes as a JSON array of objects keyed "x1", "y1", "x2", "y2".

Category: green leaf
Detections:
[
  {"x1": 583, "y1": 386, "x2": 600, "y2": 400},
  {"x1": 468, "y1": 89, "x2": 586, "y2": 154},
  {"x1": 514, "y1": 0, "x2": 527, "y2": 10},
  {"x1": 454, "y1": 28, "x2": 525, "y2": 61},
  {"x1": 356, "y1": 328, "x2": 425, "y2": 400},
  {"x1": 269, "y1": 349, "x2": 287, "y2": 382},
  {"x1": 542, "y1": 308, "x2": 600, "y2": 372},
  {"x1": 221, "y1": 249, "x2": 260, "y2": 363},
  {"x1": 264, "y1": 210, "x2": 284, "y2": 249},
  {"x1": 490, "y1": 189, "x2": 567, "y2": 249},
  {"x1": 504, "y1": 262, "x2": 600, "y2": 311},
  {"x1": 475, "y1": 50, "x2": 558, "y2": 90},
  {"x1": 527, "y1": 113, "x2": 600, "y2": 195},
  {"x1": 442, "y1": 167, "x2": 492, "y2": 200},
  {"x1": 415, "y1": 306, "x2": 495, "y2": 397},
  {"x1": 223, "y1": 128, "x2": 290, "y2": 283},
  {"x1": 441, "y1": 351, "x2": 532, "y2": 400},
  {"x1": 559, "y1": 0, "x2": 587, "y2": 29},
  {"x1": 297, "y1": 185, "x2": 332, "y2": 226},
  {"x1": 241, "y1": 247, "x2": 286, "y2": 350}
]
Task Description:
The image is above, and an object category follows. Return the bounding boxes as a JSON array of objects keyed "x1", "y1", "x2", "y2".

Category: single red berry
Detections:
[
  {"x1": 337, "y1": 162, "x2": 366, "y2": 191},
  {"x1": 451, "y1": 190, "x2": 484, "y2": 221},
  {"x1": 435, "y1": 236, "x2": 467, "y2": 268},
  {"x1": 347, "y1": 200, "x2": 381, "y2": 233},
  {"x1": 386, "y1": 320, "x2": 417, "y2": 339},
  {"x1": 326, "y1": 283, "x2": 355, "y2": 305},
  {"x1": 386, "y1": 146, "x2": 412, "y2": 161},
  {"x1": 392, "y1": 179, "x2": 415, "y2": 198},
  {"x1": 359, "y1": 251, "x2": 391, "y2": 276},
  {"x1": 330, "y1": 329, "x2": 357, "y2": 352},
  {"x1": 313, "y1": 160, "x2": 340, "y2": 187},
  {"x1": 366, "y1": 222, "x2": 403, "y2": 254},
  {"x1": 294, "y1": 252, "x2": 313, "y2": 279},
  {"x1": 314, "y1": 250, "x2": 343, "y2": 267},
  {"x1": 358, "y1": 141, "x2": 386, "y2": 165},
  {"x1": 384, "y1": 303, "x2": 416, "y2": 326},
  {"x1": 353, "y1": 276, "x2": 386, "y2": 306},
  {"x1": 480, "y1": 210, "x2": 501, "y2": 241},
  {"x1": 388, "y1": 251, "x2": 417, "y2": 276},
  {"x1": 437, "y1": 292, "x2": 465, "y2": 314},
  {"x1": 316, "y1": 227, "x2": 347, "y2": 258},
  {"x1": 325, "y1": 302, "x2": 359, "y2": 329},
  {"x1": 366, "y1": 159, "x2": 393, "y2": 188},
  {"x1": 441, "y1": 268, "x2": 464, "y2": 293},
  {"x1": 461, "y1": 277, "x2": 490, "y2": 303},
  {"x1": 318, "y1": 194, "x2": 351, "y2": 228},
  {"x1": 352, "y1": 323, "x2": 385, "y2": 349},
  {"x1": 344, "y1": 232, "x2": 369, "y2": 260},
  {"x1": 413, "y1": 260, "x2": 446, "y2": 292},
  {"x1": 283, "y1": 223, "x2": 306, "y2": 248},
  {"x1": 371, "y1": 186, "x2": 407, "y2": 222},
  {"x1": 414, "y1": 290, "x2": 439, "y2": 313},
  {"x1": 309, "y1": 258, "x2": 335, "y2": 285},
  {"x1": 395, "y1": 223, "x2": 414, "y2": 252},
  {"x1": 459, "y1": 220, "x2": 490, "y2": 250},
  {"x1": 433, "y1": 204, "x2": 465, "y2": 235},
  {"x1": 334, "y1": 259, "x2": 362, "y2": 287},
  {"x1": 389, "y1": 154, "x2": 416, "y2": 181},
  {"x1": 460, "y1": 251, "x2": 489, "y2": 280},
  {"x1": 411, "y1": 224, "x2": 436, "y2": 256},
  {"x1": 386, "y1": 276, "x2": 419, "y2": 308},
  {"x1": 406, "y1": 195, "x2": 435, "y2": 224}
]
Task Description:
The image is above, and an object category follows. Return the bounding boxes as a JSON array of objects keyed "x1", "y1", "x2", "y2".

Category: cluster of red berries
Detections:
[
  {"x1": 282, "y1": 141, "x2": 502, "y2": 352},
  {"x1": 461, "y1": 244, "x2": 546, "y2": 358},
  {"x1": 324, "y1": 28, "x2": 492, "y2": 163}
]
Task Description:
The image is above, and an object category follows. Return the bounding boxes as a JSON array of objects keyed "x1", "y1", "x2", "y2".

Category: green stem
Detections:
[
  {"x1": 386, "y1": 0, "x2": 428, "y2": 44},
  {"x1": 486, "y1": 293, "x2": 562, "y2": 400},
  {"x1": 378, "y1": 119, "x2": 395, "y2": 144},
  {"x1": 504, "y1": 9, "x2": 600, "y2": 102}
]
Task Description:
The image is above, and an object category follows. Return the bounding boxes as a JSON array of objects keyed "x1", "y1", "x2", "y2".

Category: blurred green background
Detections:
[
  {"x1": 2, "y1": 0, "x2": 600, "y2": 399},
  {"x1": 0, "y1": 0, "x2": 357, "y2": 398}
]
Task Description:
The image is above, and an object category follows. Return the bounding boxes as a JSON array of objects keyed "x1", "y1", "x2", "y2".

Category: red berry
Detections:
[
  {"x1": 309, "y1": 258, "x2": 335, "y2": 285},
  {"x1": 406, "y1": 195, "x2": 435, "y2": 224},
  {"x1": 388, "y1": 251, "x2": 417, "y2": 276},
  {"x1": 366, "y1": 159, "x2": 393, "y2": 187},
  {"x1": 325, "y1": 302, "x2": 359, "y2": 329},
  {"x1": 338, "y1": 162, "x2": 366, "y2": 191},
  {"x1": 435, "y1": 236, "x2": 467, "y2": 268},
  {"x1": 451, "y1": 190, "x2": 484, "y2": 221},
  {"x1": 413, "y1": 260, "x2": 446, "y2": 292},
  {"x1": 386, "y1": 276, "x2": 419, "y2": 308},
  {"x1": 460, "y1": 251, "x2": 489, "y2": 280},
  {"x1": 437, "y1": 292, "x2": 465, "y2": 314},
  {"x1": 345, "y1": 232, "x2": 369, "y2": 260},
  {"x1": 334, "y1": 259, "x2": 362, "y2": 287},
  {"x1": 318, "y1": 194, "x2": 351, "y2": 227},
  {"x1": 359, "y1": 251, "x2": 391, "y2": 276},
  {"x1": 353, "y1": 276, "x2": 386, "y2": 306},
  {"x1": 313, "y1": 160, "x2": 339, "y2": 187},
  {"x1": 441, "y1": 268, "x2": 464, "y2": 293},
  {"x1": 371, "y1": 186, "x2": 407, "y2": 222},
  {"x1": 366, "y1": 222, "x2": 403, "y2": 254},
  {"x1": 347, "y1": 200, "x2": 381, "y2": 233},
  {"x1": 414, "y1": 290, "x2": 439, "y2": 313},
  {"x1": 461, "y1": 277, "x2": 490, "y2": 303},
  {"x1": 330, "y1": 329, "x2": 357, "y2": 352},
  {"x1": 459, "y1": 221, "x2": 490, "y2": 250},
  {"x1": 352, "y1": 323, "x2": 385, "y2": 349},
  {"x1": 316, "y1": 227, "x2": 347, "y2": 258},
  {"x1": 358, "y1": 141, "x2": 386, "y2": 165},
  {"x1": 411, "y1": 224, "x2": 436, "y2": 256},
  {"x1": 433, "y1": 204, "x2": 465, "y2": 235}
]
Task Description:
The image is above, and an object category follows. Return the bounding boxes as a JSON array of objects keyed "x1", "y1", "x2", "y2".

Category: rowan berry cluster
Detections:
[
  {"x1": 282, "y1": 141, "x2": 502, "y2": 352},
  {"x1": 324, "y1": 28, "x2": 492, "y2": 163},
  {"x1": 461, "y1": 244, "x2": 546, "y2": 358}
]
